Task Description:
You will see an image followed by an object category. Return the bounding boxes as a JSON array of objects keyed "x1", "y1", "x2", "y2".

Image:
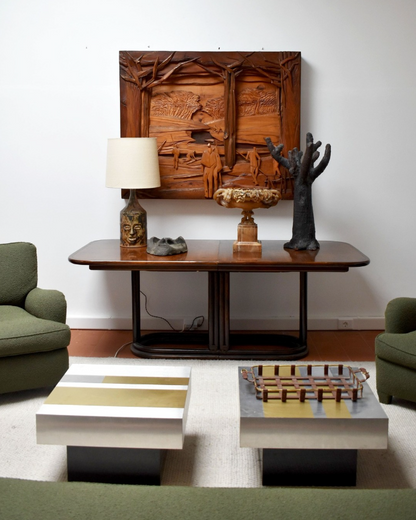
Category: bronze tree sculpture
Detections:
[{"x1": 265, "y1": 133, "x2": 331, "y2": 250}]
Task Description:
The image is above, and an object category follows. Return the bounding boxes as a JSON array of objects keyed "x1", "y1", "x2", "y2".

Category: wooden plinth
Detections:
[{"x1": 233, "y1": 222, "x2": 261, "y2": 253}]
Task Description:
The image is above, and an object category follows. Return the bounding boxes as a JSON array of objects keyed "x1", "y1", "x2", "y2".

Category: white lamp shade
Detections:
[{"x1": 106, "y1": 137, "x2": 161, "y2": 189}]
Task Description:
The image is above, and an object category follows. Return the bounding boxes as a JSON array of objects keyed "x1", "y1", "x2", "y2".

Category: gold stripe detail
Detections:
[
  {"x1": 322, "y1": 400, "x2": 351, "y2": 418},
  {"x1": 260, "y1": 366, "x2": 351, "y2": 418},
  {"x1": 103, "y1": 376, "x2": 189, "y2": 386},
  {"x1": 262, "y1": 399, "x2": 352, "y2": 418},
  {"x1": 262, "y1": 365, "x2": 314, "y2": 417},
  {"x1": 263, "y1": 400, "x2": 315, "y2": 418},
  {"x1": 263, "y1": 366, "x2": 313, "y2": 419},
  {"x1": 262, "y1": 365, "x2": 301, "y2": 377},
  {"x1": 45, "y1": 387, "x2": 187, "y2": 408}
]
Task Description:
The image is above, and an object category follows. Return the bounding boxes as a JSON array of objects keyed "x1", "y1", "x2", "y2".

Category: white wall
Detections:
[{"x1": 1, "y1": 0, "x2": 415, "y2": 331}]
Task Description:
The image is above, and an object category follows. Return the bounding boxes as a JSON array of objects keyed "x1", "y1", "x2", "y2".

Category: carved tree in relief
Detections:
[
  {"x1": 119, "y1": 51, "x2": 301, "y2": 200},
  {"x1": 266, "y1": 133, "x2": 331, "y2": 250}
]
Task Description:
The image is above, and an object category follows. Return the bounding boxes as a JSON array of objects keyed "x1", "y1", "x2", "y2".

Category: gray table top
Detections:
[{"x1": 239, "y1": 364, "x2": 388, "y2": 450}]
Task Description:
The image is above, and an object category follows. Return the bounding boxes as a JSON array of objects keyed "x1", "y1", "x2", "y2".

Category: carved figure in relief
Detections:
[
  {"x1": 272, "y1": 159, "x2": 285, "y2": 192},
  {"x1": 201, "y1": 144, "x2": 216, "y2": 198},
  {"x1": 245, "y1": 147, "x2": 261, "y2": 185},
  {"x1": 185, "y1": 150, "x2": 197, "y2": 164},
  {"x1": 173, "y1": 146, "x2": 180, "y2": 169},
  {"x1": 202, "y1": 144, "x2": 223, "y2": 198},
  {"x1": 213, "y1": 146, "x2": 223, "y2": 193}
]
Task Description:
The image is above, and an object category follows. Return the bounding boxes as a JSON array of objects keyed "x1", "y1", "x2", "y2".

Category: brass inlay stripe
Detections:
[
  {"x1": 261, "y1": 366, "x2": 351, "y2": 418},
  {"x1": 262, "y1": 365, "x2": 312, "y2": 416},
  {"x1": 322, "y1": 400, "x2": 351, "y2": 418},
  {"x1": 45, "y1": 387, "x2": 187, "y2": 408},
  {"x1": 263, "y1": 399, "x2": 315, "y2": 418},
  {"x1": 262, "y1": 365, "x2": 301, "y2": 377},
  {"x1": 262, "y1": 398, "x2": 352, "y2": 418},
  {"x1": 102, "y1": 376, "x2": 189, "y2": 386}
]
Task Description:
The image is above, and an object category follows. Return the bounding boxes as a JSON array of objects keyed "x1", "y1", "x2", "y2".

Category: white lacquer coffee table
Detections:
[{"x1": 36, "y1": 364, "x2": 191, "y2": 485}]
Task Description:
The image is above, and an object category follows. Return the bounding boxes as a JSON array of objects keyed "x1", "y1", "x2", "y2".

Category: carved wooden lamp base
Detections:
[
  {"x1": 119, "y1": 189, "x2": 147, "y2": 248},
  {"x1": 233, "y1": 210, "x2": 262, "y2": 253}
]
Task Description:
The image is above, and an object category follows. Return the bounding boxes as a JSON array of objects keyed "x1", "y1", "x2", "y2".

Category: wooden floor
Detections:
[{"x1": 68, "y1": 329, "x2": 379, "y2": 361}]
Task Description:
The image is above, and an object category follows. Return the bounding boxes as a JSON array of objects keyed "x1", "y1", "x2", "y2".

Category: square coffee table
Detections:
[
  {"x1": 36, "y1": 364, "x2": 191, "y2": 485},
  {"x1": 239, "y1": 364, "x2": 388, "y2": 486}
]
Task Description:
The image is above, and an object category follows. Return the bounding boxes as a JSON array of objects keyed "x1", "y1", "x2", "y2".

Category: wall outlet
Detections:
[{"x1": 338, "y1": 318, "x2": 353, "y2": 330}]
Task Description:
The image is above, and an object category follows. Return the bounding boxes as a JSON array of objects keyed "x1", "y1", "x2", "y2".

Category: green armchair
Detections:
[
  {"x1": 0, "y1": 242, "x2": 70, "y2": 394},
  {"x1": 375, "y1": 297, "x2": 416, "y2": 404}
]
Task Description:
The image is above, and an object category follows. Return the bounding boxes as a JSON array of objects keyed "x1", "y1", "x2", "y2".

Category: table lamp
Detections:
[{"x1": 106, "y1": 137, "x2": 161, "y2": 248}]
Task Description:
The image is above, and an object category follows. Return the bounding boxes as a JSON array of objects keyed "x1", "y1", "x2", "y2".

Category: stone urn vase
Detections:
[{"x1": 214, "y1": 188, "x2": 281, "y2": 253}]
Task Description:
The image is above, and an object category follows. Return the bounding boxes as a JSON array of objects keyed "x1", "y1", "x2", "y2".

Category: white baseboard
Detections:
[
  {"x1": 67, "y1": 317, "x2": 134, "y2": 330},
  {"x1": 67, "y1": 316, "x2": 385, "y2": 331},
  {"x1": 229, "y1": 317, "x2": 384, "y2": 331}
]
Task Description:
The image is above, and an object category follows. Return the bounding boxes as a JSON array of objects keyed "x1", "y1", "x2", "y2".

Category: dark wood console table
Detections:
[{"x1": 69, "y1": 240, "x2": 369, "y2": 360}]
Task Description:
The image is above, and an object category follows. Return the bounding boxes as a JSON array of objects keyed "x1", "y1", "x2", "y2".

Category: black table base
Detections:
[
  {"x1": 67, "y1": 446, "x2": 164, "y2": 485},
  {"x1": 130, "y1": 271, "x2": 309, "y2": 360},
  {"x1": 262, "y1": 448, "x2": 358, "y2": 487}
]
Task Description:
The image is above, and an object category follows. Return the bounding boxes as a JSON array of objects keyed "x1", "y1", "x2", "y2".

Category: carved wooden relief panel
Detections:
[{"x1": 119, "y1": 51, "x2": 301, "y2": 200}]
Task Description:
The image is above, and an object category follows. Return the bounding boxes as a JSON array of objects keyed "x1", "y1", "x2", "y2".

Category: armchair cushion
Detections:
[
  {"x1": 0, "y1": 306, "x2": 70, "y2": 358},
  {"x1": 375, "y1": 296, "x2": 416, "y2": 404},
  {"x1": 375, "y1": 331, "x2": 416, "y2": 371},
  {"x1": 385, "y1": 297, "x2": 416, "y2": 334},
  {"x1": 0, "y1": 242, "x2": 37, "y2": 306},
  {"x1": 25, "y1": 287, "x2": 67, "y2": 324}
]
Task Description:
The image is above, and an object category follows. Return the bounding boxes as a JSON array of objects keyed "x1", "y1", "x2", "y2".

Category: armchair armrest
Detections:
[
  {"x1": 25, "y1": 288, "x2": 67, "y2": 324},
  {"x1": 385, "y1": 297, "x2": 416, "y2": 334}
]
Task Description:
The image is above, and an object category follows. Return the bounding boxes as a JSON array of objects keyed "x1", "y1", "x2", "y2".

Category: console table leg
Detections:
[
  {"x1": 219, "y1": 272, "x2": 230, "y2": 351},
  {"x1": 299, "y1": 272, "x2": 308, "y2": 347},
  {"x1": 131, "y1": 271, "x2": 141, "y2": 343},
  {"x1": 208, "y1": 272, "x2": 218, "y2": 351},
  {"x1": 208, "y1": 272, "x2": 230, "y2": 352}
]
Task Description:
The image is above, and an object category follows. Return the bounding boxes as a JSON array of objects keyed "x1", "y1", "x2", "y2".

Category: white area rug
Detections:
[{"x1": 1, "y1": 357, "x2": 415, "y2": 488}]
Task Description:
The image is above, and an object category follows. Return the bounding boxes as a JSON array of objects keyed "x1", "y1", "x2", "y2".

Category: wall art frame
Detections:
[{"x1": 119, "y1": 51, "x2": 301, "y2": 200}]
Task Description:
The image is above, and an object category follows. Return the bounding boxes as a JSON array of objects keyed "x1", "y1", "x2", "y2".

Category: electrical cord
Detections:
[
  {"x1": 114, "y1": 290, "x2": 204, "y2": 357},
  {"x1": 140, "y1": 290, "x2": 178, "y2": 331},
  {"x1": 114, "y1": 341, "x2": 133, "y2": 358},
  {"x1": 140, "y1": 290, "x2": 204, "y2": 332}
]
